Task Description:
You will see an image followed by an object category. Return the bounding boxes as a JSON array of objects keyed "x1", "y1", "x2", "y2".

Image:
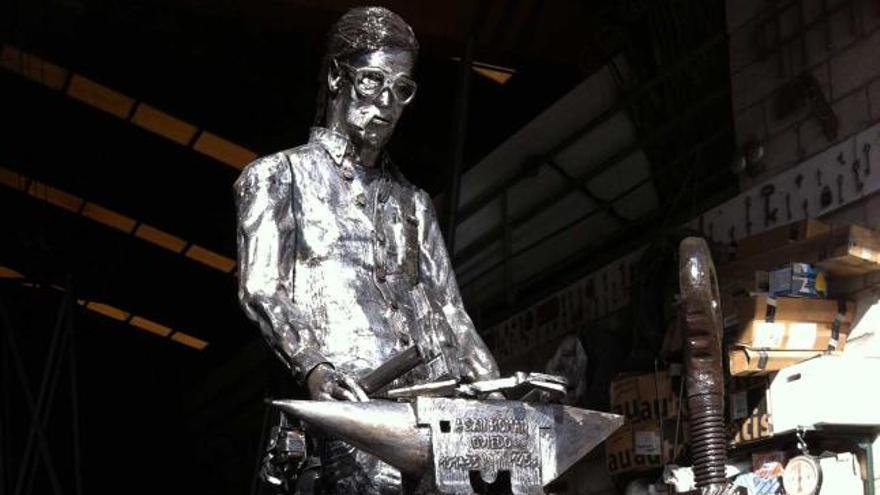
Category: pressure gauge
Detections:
[{"x1": 783, "y1": 455, "x2": 822, "y2": 495}]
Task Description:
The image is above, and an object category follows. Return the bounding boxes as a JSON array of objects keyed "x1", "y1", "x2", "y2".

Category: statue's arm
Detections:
[
  {"x1": 234, "y1": 154, "x2": 329, "y2": 382},
  {"x1": 416, "y1": 191, "x2": 500, "y2": 381}
]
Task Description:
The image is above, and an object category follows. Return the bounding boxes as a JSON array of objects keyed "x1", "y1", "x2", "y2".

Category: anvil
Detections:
[{"x1": 271, "y1": 397, "x2": 623, "y2": 494}]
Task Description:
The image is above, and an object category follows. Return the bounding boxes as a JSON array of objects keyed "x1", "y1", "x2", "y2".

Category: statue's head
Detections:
[{"x1": 318, "y1": 7, "x2": 419, "y2": 152}]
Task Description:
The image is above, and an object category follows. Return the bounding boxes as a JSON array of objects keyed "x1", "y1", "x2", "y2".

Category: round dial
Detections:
[{"x1": 783, "y1": 455, "x2": 822, "y2": 495}]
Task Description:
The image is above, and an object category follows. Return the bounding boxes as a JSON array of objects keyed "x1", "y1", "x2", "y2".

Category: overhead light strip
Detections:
[
  {"x1": 450, "y1": 57, "x2": 516, "y2": 84},
  {"x1": 0, "y1": 265, "x2": 208, "y2": 350},
  {"x1": 0, "y1": 165, "x2": 237, "y2": 274},
  {"x1": 1, "y1": 44, "x2": 257, "y2": 170}
]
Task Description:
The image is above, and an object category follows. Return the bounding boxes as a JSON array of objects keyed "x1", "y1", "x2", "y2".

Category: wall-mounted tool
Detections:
[
  {"x1": 760, "y1": 184, "x2": 778, "y2": 226},
  {"x1": 745, "y1": 196, "x2": 753, "y2": 235},
  {"x1": 851, "y1": 159, "x2": 864, "y2": 193}
]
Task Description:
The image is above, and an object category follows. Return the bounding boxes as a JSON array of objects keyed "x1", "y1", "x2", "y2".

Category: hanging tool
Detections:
[
  {"x1": 851, "y1": 159, "x2": 864, "y2": 193},
  {"x1": 759, "y1": 184, "x2": 777, "y2": 226},
  {"x1": 744, "y1": 196, "x2": 753, "y2": 235}
]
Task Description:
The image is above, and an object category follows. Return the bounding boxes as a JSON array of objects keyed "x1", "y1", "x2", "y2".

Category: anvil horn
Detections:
[
  {"x1": 270, "y1": 400, "x2": 430, "y2": 476},
  {"x1": 547, "y1": 407, "x2": 625, "y2": 483}
]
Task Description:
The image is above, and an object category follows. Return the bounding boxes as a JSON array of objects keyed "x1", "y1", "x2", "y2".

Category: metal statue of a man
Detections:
[{"x1": 234, "y1": 6, "x2": 499, "y2": 493}]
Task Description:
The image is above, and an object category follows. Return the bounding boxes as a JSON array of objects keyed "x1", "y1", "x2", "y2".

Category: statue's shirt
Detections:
[{"x1": 234, "y1": 127, "x2": 498, "y2": 385}]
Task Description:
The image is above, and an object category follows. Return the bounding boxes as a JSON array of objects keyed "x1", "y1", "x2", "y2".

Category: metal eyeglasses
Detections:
[{"x1": 339, "y1": 62, "x2": 418, "y2": 105}]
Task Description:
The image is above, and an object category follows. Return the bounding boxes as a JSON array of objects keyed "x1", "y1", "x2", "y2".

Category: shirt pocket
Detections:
[{"x1": 376, "y1": 192, "x2": 419, "y2": 286}]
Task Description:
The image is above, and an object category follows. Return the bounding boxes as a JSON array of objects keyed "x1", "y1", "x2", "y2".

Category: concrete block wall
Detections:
[{"x1": 727, "y1": 0, "x2": 880, "y2": 189}]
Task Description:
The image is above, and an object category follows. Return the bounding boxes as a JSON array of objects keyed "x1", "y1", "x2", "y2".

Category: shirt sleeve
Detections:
[
  {"x1": 234, "y1": 153, "x2": 329, "y2": 381},
  {"x1": 416, "y1": 190, "x2": 500, "y2": 381}
]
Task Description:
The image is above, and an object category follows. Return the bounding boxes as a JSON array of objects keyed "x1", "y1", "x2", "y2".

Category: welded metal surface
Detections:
[
  {"x1": 272, "y1": 396, "x2": 623, "y2": 494},
  {"x1": 235, "y1": 7, "x2": 499, "y2": 493}
]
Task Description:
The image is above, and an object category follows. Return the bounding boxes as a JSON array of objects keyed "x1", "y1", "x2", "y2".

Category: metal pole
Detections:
[
  {"x1": 0, "y1": 298, "x2": 7, "y2": 495},
  {"x1": 443, "y1": 31, "x2": 476, "y2": 253},
  {"x1": 0, "y1": 297, "x2": 64, "y2": 495},
  {"x1": 501, "y1": 188, "x2": 513, "y2": 308},
  {"x1": 14, "y1": 291, "x2": 68, "y2": 495},
  {"x1": 443, "y1": 0, "x2": 491, "y2": 252},
  {"x1": 66, "y1": 287, "x2": 83, "y2": 495}
]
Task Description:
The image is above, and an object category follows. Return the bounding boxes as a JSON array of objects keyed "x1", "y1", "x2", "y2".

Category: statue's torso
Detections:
[{"x1": 284, "y1": 143, "x2": 429, "y2": 382}]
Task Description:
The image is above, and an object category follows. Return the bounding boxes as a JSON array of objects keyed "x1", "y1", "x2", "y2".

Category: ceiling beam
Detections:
[
  {"x1": 450, "y1": 30, "x2": 730, "y2": 235},
  {"x1": 454, "y1": 86, "x2": 730, "y2": 265}
]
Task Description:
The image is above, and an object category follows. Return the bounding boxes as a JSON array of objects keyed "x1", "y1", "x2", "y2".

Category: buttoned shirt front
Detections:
[{"x1": 234, "y1": 127, "x2": 498, "y2": 387}]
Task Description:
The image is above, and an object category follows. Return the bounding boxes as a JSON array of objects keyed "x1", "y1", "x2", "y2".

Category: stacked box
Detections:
[
  {"x1": 725, "y1": 295, "x2": 854, "y2": 375},
  {"x1": 607, "y1": 369, "x2": 688, "y2": 476},
  {"x1": 609, "y1": 369, "x2": 684, "y2": 422},
  {"x1": 736, "y1": 219, "x2": 830, "y2": 260},
  {"x1": 727, "y1": 376, "x2": 773, "y2": 447},
  {"x1": 605, "y1": 419, "x2": 688, "y2": 475}
]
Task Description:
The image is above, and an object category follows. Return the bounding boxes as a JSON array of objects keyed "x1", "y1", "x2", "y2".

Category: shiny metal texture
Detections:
[
  {"x1": 384, "y1": 372, "x2": 567, "y2": 400},
  {"x1": 678, "y1": 237, "x2": 730, "y2": 493},
  {"x1": 271, "y1": 397, "x2": 624, "y2": 494},
  {"x1": 235, "y1": 127, "x2": 499, "y2": 387},
  {"x1": 235, "y1": 7, "x2": 499, "y2": 493}
]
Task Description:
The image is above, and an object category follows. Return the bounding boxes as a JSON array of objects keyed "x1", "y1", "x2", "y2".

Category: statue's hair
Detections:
[{"x1": 315, "y1": 7, "x2": 419, "y2": 124}]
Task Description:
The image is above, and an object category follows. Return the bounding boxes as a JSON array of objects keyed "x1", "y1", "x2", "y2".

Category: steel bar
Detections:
[
  {"x1": 502, "y1": 189, "x2": 513, "y2": 307},
  {"x1": 13, "y1": 290, "x2": 68, "y2": 495},
  {"x1": 0, "y1": 297, "x2": 64, "y2": 495},
  {"x1": 444, "y1": 0, "x2": 489, "y2": 250},
  {"x1": 22, "y1": 292, "x2": 75, "y2": 495},
  {"x1": 0, "y1": 307, "x2": 7, "y2": 495},
  {"x1": 66, "y1": 291, "x2": 82, "y2": 495},
  {"x1": 22, "y1": 327, "x2": 70, "y2": 495},
  {"x1": 546, "y1": 160, "x2": 629, "y2": 223}
]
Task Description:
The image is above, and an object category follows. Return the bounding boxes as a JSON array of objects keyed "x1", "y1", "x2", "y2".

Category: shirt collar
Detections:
[{"x1": 309, "y1": 127, "x2": 350, "y2": 165}]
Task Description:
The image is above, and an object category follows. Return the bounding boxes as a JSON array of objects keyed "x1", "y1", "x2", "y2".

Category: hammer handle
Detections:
[{"x1": 358, "y1": 346, "x2": 421, "y2": 395}]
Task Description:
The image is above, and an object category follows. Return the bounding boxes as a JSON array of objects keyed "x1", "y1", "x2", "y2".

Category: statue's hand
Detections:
[{"x1": 307, "y1": 364, "x2": 369, "y2": 402}]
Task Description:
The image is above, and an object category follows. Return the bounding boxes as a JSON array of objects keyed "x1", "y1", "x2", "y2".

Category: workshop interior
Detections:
[{"x1": 1, "y1": 0, "x2": 880, "y2": 494}]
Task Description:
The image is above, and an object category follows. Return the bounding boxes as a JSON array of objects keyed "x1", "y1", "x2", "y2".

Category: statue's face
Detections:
[{"x1": 329, "y1": 48, "x2": 416, "y2": 150}]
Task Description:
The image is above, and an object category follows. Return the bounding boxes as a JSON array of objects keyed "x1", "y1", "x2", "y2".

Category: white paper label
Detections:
[
  {"x1": 753, "y1": 322, "x2": 785, "y2": 348},
  {"x1": 634, "y1": 430, "x2": 661, "y2": 456},
  {"x1": 785, "y1": 322, "x2": 818, "y2": 350},
  {"x1": 731, "y1": 390, "x2": 748, "y2": 420}
]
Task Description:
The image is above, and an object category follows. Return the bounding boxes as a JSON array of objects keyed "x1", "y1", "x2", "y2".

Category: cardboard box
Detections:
[
  {"x1": 737, "y1": 219, "x2": 830, "y2": 259},
  {"x1": 727, "y1": 347, "x2": 835, "y2": 376},
  {"x1": 735, "y1": 320, "x2": 850, "y2": 351},
  {"x1": 605, "y1": 419, "x2": 687, "y2": 475},
  {"x1": 728, "y1": 378, "x2": 773, "y2": 447},
  {"x1": 718, "y1": 224, "x2": 880, "y2": 281},
  {"x1": 733, "y1": 296, "x2": 854, "y2": 324},
  {"x1": 769, "y1": 263, "x2": 826, "y2": 297},
  {"x1": 609, "y1": 370, "x2": 683, "y2": 422},
  {"x1": 726, "y1": 296, "x2": 854, "y2": 351}
]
